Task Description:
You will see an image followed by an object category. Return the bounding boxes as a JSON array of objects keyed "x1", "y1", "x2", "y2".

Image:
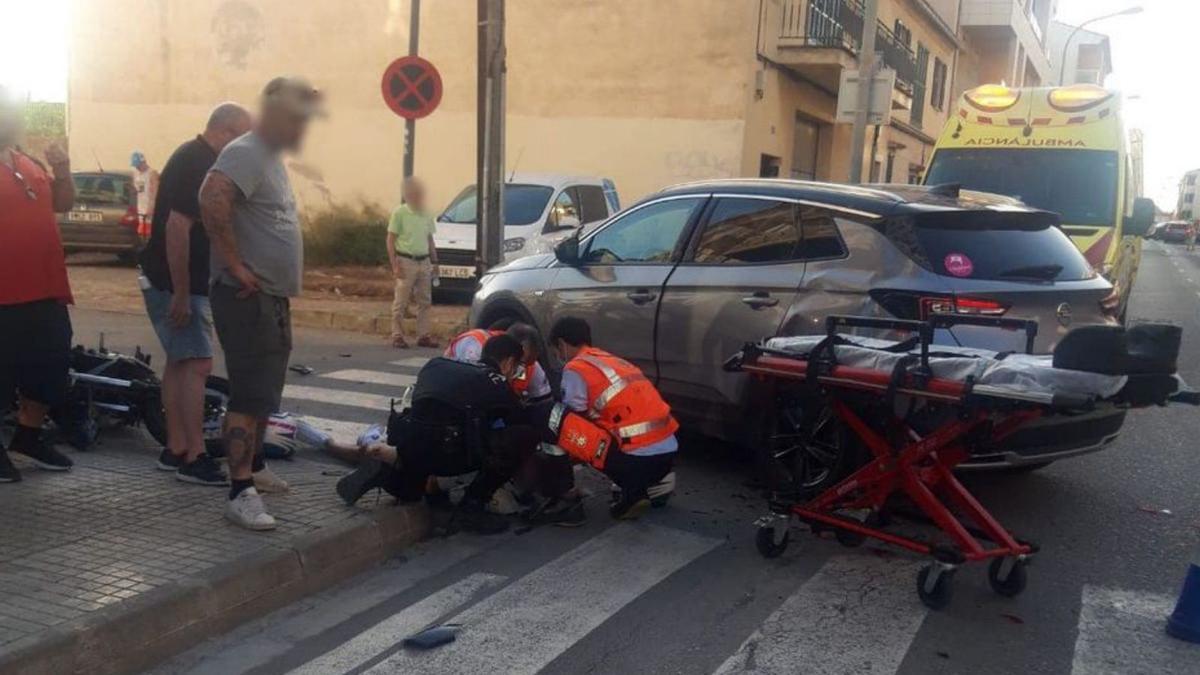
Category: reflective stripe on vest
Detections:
[
  {"x1": 577, "y1": 354, "x2": 647, "y2": 418},
  {"x1": 548, "y1": 402, "x2": 566, "y2": 434},
  {"x1": 444, "y1": 329, "x2": 500, "y2": 359},
  {"x1": 616, "y1": 416, "x2": 673, "y2": 441}
]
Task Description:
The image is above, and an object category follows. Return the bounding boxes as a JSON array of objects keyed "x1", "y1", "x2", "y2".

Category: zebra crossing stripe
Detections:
[
  {"x1": 322, "y1": 369, "x2": 418, "y2": 388},
  {"x1": 288, "y1": 573, "x2": 506, "y2": 675},
  {"x1": 282, "y1": 384, "x2": 396, "y2": 412},
  {"x1": 390, "y1": 357, "x2": 432, "y2": 368},
  {"x1": 713, "y1": 555, "x2": 927, "y2": 675},
  {"x1": 364, "y1": 523, "x2": 720, "y2": 674},
  {"x1": 1071, "y1": 585, "x2": 1195, "y2": 675}
]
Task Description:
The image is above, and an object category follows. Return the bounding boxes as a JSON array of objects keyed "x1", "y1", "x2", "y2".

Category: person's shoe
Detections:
[
  {"x1": 527, "y1": 495, "x2": 587, "y2": 528},
  {"x1": 487, "y1": 483, "x2": 523, "y2": 515},
  {"x1": 9, "y1": 434, "x2": 73, "y2": 472},
  {"x1": 416, "y1": 335, "x2": 440, "y2": 349},
  {"x1": 451, "y1": 498, "x2": 510, "y2": 535},
  {"x1": 156, "y1": 448, "x2": 186, "y2": 471},
  {"x1": 392, "y1": 336, "x2": 410, "y2": 349},
  {"x1": 177, "y1": 455, "x2": 230, "y2": 486},
  {"x1": 611, "y1": 472, "x2": 677, "y2": 509},
  {"x1": 224, "y1": 487, "x2": 277, "y2": 531},
  {"x1": 0, "y1": 451, "x2": 21, "y2": 483},
  {"x1": 609, "y1": 494, "x2": 652, "y2": 521},
  {"x1": 252, "y1": 465, "x2": 290, "y2": 493},
  {"x1": 336, "y1": 458, "x2": 387, "y2": 506}
]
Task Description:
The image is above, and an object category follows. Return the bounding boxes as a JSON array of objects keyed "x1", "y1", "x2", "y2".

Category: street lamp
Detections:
[{"x1": 1058, "y1": 6, "x2": 1143, "y2": 85}]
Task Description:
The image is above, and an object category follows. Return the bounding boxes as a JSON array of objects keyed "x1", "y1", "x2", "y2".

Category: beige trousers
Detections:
[{"x1": 391, "y1": 257, "x2": 432, "y2": 342}]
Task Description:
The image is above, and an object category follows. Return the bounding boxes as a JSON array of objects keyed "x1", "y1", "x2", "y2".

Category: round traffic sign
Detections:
[{"x1": 381, "y1": 56, "x2": 443, "y2": 120}]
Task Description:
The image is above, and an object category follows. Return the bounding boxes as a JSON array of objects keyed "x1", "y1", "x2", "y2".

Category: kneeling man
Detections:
[{"x1": 336, "y1": 334, "x2": 536, "y2": 534}]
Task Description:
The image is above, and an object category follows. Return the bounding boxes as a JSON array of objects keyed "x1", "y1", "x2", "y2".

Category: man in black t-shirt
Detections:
[{"x1": 138, "y1": 102, "x2": 251, "y2": 485}]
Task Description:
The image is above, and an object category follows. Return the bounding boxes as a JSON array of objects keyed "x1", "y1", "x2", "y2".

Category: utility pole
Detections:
[
  {"x1": 476, "y1": 0, "x2": 506, "y2": 273},
  {"x1": 848, "y1": 0, "x2": 880, "y2": 184},
  {"x1": 402, "y1": 0, "x2": 420, "y2": 178}
]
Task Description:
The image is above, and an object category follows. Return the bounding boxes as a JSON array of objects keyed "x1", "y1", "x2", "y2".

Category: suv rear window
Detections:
[
  {"x1": 883, "y1": 213, "x2": 1096, "y2": 282},
  {"x1": 72, "y1": 174, "x2": 132, "y2": 206}
]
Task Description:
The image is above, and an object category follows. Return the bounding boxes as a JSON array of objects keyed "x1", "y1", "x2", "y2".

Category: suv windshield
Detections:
[
  {"x1": 884, "y1": 214, "x2": 1096, "y2": 282},
  {"x1": 72, "y1": 174, "x2": 132, "y2": 207},
  {"x1": 440, "y1": 184, "x2": 555, "y2": 226},
  {"x1": 925, "y1": 148, "x2": 1118, "y2": 226}
]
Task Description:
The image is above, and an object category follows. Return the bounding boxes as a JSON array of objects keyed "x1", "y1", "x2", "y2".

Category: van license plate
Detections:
[
  {"x1": 441, "y1": 265, "x2": 475, "y2": 279},
  {"x1": 68, "y1": 211, "x2": 103, "y2": 223}
]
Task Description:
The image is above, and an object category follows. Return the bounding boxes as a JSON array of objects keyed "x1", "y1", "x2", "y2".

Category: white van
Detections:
[{"x1": 433, "y1": 173, "x2": 619, "y2": 289}]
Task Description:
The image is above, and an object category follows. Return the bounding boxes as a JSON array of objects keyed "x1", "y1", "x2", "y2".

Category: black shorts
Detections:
[
  {"x1": 0, "y1": 300, "x2": 73, "y2": 411},
  {"x1": 210, "y1": 284, "x2": 292, "y2": 418}
]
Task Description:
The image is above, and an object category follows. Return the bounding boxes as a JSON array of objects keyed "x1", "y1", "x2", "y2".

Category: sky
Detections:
[{"x1": 0, "y1": 0, "x2": 1188, "y2": 207}]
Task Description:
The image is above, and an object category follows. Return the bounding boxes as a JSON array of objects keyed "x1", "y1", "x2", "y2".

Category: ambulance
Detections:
[{"x1": 925, "y1": 84, "x2": 1155, "y2": 322}]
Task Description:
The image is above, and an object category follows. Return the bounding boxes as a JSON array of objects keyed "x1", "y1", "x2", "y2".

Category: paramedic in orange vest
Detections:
[
  {"x1": 445, "y1": 321, "x2": 552, "y2": 402},
  {"x1": 547, "y1": 316, "x2": 678, "y2": 520}
]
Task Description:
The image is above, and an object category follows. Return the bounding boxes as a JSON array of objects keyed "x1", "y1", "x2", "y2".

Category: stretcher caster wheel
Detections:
[
  {"x1": 987, "y1": 557, "x2": 1028, "y2": 598},
  {"x1": 917, "y1": 564, "x2": 955, "y2": 610},
  {"x1": 756, "y1": 525, "x2": 790, "y2": 558}
]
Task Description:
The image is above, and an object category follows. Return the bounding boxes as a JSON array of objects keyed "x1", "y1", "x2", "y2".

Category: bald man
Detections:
[
  {"x1": 387, "y1": 177, "x2": 439, "y2": 349},
  {"x1": 139, "y1": 102, "x2": 252, "y2": 486}
]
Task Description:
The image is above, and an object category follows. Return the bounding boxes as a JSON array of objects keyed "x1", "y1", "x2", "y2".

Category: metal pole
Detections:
[
  {"x1": 403, "y1": 0, "x2": 420, "y2": 178},
  {"x1": 848, "y1": 0, "x2": 880, "y2": 184},
  {"x1": 477, "y1": 0, "x2": 505, "y2": 272}
]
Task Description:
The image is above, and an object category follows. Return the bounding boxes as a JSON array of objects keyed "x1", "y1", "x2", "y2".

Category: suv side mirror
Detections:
[
  {"x1": 1125, "y1": 197, "x2": 1156, "y2": 237},
  {"x1": 554, "y1": 230, "x2": 581, "y2": 265}
]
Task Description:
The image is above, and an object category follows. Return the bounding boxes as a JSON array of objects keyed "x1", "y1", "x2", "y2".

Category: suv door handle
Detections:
[
  {"x1": 741, "y1": 292, "x2": 779, "y2": 309},
  {"x1": 626, "y1": 289, "x2": 658, "y2": 305}
]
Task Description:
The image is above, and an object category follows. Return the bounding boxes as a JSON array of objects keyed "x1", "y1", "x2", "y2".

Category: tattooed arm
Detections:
[{"x1": 199, "y1": 170, "x2": 259, "y2": 297}]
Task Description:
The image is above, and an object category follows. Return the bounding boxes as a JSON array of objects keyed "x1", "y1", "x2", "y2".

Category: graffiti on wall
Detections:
[{"x1": 212, "y1": 1, "x2": 265, "y2": 70}]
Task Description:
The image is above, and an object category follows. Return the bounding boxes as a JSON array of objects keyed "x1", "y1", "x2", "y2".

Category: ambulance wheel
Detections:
[
  {"x1": 987, "y1": 558, "x2": 1028, "y2": 598},
  {"x1": 756, "y1": 525, "x2": 790, "y2": 559},
  {"x1": 916, "y1": 565, "x2": 955, "y2": 610}
]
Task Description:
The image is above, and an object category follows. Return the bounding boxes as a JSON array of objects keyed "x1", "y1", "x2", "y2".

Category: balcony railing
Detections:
[{"x1": 779, "y1": 0, "x2": 918, "y2": 93}]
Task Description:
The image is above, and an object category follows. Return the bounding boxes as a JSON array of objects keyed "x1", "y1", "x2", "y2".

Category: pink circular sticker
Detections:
[{"x1": 944, "y1": 252, "x2": 974, "y2": 278}]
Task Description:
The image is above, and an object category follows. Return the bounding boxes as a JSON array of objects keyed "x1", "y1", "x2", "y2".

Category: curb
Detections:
[{"x1": 0, "y1": 505, "x2": 430, "y2": 675}]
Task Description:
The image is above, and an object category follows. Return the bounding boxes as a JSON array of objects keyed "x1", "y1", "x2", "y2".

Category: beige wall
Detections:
[
  {"x1": 740, "y1": 65, "x2": 839, "y2": 182},
  {"x1": 69, "y1": 0, "x2": 759, "y2": 214}
]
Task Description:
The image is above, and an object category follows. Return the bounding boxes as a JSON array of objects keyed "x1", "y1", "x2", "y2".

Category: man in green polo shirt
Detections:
[{"x1": 387, "y1": 178, "x2": 439, "y2": 348}]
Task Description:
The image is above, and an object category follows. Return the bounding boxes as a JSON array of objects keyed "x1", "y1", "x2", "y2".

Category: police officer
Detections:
[
  {"x1": 546, "y1": 317, "x2": 678, "y2": 520},
  {"x1": 335, "y1": 334, "x2": 535, "y2": 534},
  {"x1": 445, "y1": 321, "x2": 552, "y2": 402}
]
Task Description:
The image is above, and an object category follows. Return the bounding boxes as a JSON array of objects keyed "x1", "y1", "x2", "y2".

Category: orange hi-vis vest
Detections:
[
  {"x1": 563, "y1": 347, "x2": 678, "y2": 451},
  {"x1": 444, "y1": 329, "x2": 502, "y2": 359}
]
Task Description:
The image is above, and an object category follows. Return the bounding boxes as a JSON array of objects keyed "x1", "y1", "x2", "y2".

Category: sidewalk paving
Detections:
[
  {"x1": 65, "y1": 259, "x2": 469, "y2": 340},
  {"x1": 0, "y1": 427, "x2": 427, "y2": 675}
]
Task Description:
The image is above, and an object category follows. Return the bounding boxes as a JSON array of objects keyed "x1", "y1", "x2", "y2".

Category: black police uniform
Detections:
[{"x1": 380, "y1": 356, "x2": 543, "y2": 504}]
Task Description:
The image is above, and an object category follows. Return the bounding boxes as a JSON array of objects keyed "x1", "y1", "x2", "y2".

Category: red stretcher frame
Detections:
[{"x1": 741, "y1": 351, "x2": 1039, "y2": 563}]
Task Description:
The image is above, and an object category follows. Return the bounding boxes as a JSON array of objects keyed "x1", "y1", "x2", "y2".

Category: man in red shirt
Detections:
[{"x1": 0, "y1": 87, "x2": 77, "y2": 482}]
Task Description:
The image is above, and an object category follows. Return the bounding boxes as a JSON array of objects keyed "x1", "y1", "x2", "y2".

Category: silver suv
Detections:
[{"x1": 469, "y1": 179, "x2": 1138, "y2": 469}]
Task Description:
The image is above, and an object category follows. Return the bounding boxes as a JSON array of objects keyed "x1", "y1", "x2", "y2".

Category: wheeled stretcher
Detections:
[{"x1": 725, "y1": 314, "x2": 1197, "y2": 609}]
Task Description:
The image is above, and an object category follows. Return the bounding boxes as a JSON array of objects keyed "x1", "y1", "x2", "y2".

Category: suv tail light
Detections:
[
  {"x1": 119, "y1": 205, "x2": 139, "y2": 230},
  {"x1": 922, "y1": 296, "x2": 1009, "y2": 318}
]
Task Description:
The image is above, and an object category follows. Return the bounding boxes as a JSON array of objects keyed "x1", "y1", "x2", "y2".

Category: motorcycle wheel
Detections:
[{"x1": 142, "y1": 392, "x2": 168, "y2": 447}]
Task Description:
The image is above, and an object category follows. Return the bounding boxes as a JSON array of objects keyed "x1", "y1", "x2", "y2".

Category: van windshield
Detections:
[
  {"x1": 439, "y1": 184, "x2": 555, "y2": 226},
  {"x1": 925, "y1": 148, "x2": 1119, "y2": 226}
]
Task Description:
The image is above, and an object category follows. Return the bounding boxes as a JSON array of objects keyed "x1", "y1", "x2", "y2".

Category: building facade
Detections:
[
  {"x1": 1178, "y1": 169, "x2": 1200, "y2": 221},
  {"x1": 1046, "y1": 21, "x2": 1112, "y2": 86},
  {"x1": 66, "y1": 0, "x2": 1052, "y2": 215}
]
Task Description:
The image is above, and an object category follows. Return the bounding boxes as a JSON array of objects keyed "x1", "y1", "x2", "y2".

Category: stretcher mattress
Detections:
[{"x1": 764, "y1": 334, "x2": 1128, "y2": 400}]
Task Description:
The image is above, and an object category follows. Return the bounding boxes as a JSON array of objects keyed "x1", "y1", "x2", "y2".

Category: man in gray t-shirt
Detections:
[
  {"x1": 208, "y1": 130, "x2": 303, "y2": 296},
  {"x1": 199, "y1": 76, "x2": 324, "y2": 532}
]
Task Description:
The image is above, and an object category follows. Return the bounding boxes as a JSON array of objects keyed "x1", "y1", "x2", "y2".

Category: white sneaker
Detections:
[
  {"x1": 225, "y1": 488, "x2": 277, "y2": 531},
  {"x1": 253, "y1": 465, "x2": 290, "y2": 493}
]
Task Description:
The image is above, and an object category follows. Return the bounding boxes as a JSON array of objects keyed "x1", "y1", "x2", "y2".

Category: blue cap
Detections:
[{"x1": 130, "y1": 151, "x2": 145, "y2": 167}]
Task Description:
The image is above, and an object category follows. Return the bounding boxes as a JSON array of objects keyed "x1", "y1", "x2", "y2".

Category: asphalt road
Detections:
[{"x1": 79, "y1": 241, "x2": 1200, "y2": 674}]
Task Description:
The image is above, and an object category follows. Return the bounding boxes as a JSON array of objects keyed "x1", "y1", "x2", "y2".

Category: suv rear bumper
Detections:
[{"x1": 959, "y1": 406, "x2": 1127, "y2": 469}]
